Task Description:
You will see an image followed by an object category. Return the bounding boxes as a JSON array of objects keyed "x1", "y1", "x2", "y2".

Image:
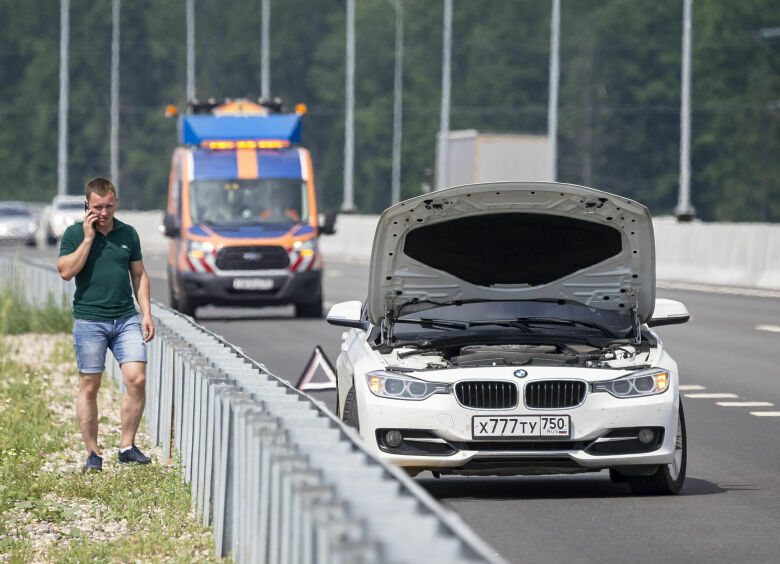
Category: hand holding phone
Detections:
[{"x1": 83, "y1": 203, "x2": 97, "y2": 240}]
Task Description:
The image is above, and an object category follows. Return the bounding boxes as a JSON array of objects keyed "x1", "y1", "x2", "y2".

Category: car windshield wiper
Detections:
[
  {"x1": 468, "y1": 316, "x2": 613, "y2": 336},
  {"x1": 394, "y1": 317, "x2": 471, "y2": 330}
]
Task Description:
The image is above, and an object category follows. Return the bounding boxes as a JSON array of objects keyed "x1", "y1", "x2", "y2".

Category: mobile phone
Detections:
[{"x1": 84, "y1": 201, "x2": 89, "y2": 212}]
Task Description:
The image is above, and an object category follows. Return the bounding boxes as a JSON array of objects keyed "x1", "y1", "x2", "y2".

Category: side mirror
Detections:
[
  {"x1": 318, "y1": 211, "x2": 337, "y2": 236},
  {"x1": 648, "y1": 299, "x2": 690, "y2": 327},
  {"x1": 326, "y1": 300, "x2": 365, "y2": 328},
  {"x1": 163, "y1": 212, "x2": 179, "y2": 238}
]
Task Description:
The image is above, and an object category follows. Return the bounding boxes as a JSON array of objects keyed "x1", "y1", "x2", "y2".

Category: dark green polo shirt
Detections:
[{"x1": 59, "y1": 217, "x2": 143, "y2": 320}]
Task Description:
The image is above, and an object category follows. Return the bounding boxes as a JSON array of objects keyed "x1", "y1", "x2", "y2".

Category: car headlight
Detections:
[
  {"x1": 366, "y1": 371, "x2": 450, "y2": 401},
  {"x1": 592, "y1": 368, "x2": 670, "y2": 398}
]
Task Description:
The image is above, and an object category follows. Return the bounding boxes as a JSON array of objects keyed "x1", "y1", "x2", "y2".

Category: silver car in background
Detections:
[
  {"x1": 0, "y1": 202, "x2": 38, "y2": 247},
  {"x1": 46, "y1": 194, "x2": 85, "y2": 245}
]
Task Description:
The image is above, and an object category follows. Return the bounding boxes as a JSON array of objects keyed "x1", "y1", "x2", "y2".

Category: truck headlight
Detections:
[
  {"x1": 292, "y1": 237, "x2": 317, "y2": 257},
  {"x1": 592, "y1": 368, "x2": 670, "y2": 398},
  {"x1": 187, "y1": 239, "x2": 214, "y2": 258},
  {"x1": 366, "y1": 371, "x2": 450, "y2": 401}
]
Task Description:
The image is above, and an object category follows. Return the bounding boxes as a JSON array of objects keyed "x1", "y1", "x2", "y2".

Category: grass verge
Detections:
[
  {"x1": 0, "y1": 282, "x2": 73, "y2": 336},
  {"x1": 0, "y1": 334, "x2": 227, "y2": 563}
]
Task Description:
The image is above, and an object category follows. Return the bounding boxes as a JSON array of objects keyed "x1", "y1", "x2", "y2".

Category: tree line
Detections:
[{"x1": 0, "y1": 0, "x2": 777, "y2": 221}]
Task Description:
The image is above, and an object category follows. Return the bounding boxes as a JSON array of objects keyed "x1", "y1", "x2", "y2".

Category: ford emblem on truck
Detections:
[{"x1": 243, "y1": 252, "x2": 263, "y2": 261}]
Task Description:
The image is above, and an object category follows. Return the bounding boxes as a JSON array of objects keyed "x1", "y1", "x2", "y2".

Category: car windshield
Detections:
[
  {"x1": 57, "y1": 201, "x2": 84, "y2": 211},
  {"x1": 189, "y1": 178, "x2": 307, "y2": 227},
  {"x1": 393, "y1": 300, "x2": 633, "y2": 342},
  {"x1": 0, "y1": 207, "x2": 30, "y2": 217}
]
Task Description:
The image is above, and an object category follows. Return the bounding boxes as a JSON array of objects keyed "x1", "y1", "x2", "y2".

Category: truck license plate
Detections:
[
  {"x1": 232, "y1": 278, "x2": 274, "y2": 291},
  {"x1": 472, "y1": 415, "x2": 570, "y2": 438}
]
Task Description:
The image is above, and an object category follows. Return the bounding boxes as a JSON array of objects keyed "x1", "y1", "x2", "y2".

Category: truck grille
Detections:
[
  {"x1": 455, "y1": 381, "x2": 518, "y2": 409},
  {"x1": 215, "y1": 246, "x2": 289, "y2": 270},
  {"x1": 525, "y1": 380, "x2": 586, "y2": 409}
]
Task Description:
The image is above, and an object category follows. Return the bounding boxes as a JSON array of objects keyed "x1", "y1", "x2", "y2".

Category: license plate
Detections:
[
  {"x1": 472, "y1": 415, "x2": 570, "y2": 439},
  {"x1": 232, "y1": 277, "x2": 274, "y2": 290}
]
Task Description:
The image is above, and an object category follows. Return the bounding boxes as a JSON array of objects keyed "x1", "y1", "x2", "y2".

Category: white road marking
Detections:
[
  {"x1": 684, "y1": 393, "x2": 738, "y2": 399},
  {"x1": 716, "y1": 401, "x2": 774, "y2": 407},
  {"x1": 750, "y1": 411, "x2": 780, "y2": 417},
  {"x1": 657, "y1": 281, "x2": 780, "y2": 299},
  {"x1": 679, "y1": 384, "x2": 706, "y2": 391},
  {"x1": 755, "y1": 324, "x2": 780, "y2": 334}
]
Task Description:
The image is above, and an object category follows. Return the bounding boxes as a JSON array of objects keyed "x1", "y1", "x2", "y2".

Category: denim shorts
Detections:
[{"x1": 72, "y1": 314, "x2": 147, "y2": 373}]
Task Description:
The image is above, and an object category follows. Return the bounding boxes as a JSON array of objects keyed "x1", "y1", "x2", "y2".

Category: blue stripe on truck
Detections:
[
  {"x1": 191, "y1": 148, "x2": 302, "y2": 180},
  {"x1": 257, "y1": 150, "x2": 302, "y2": 179},
  {"x1": 191, "y1": 150, "x2": 238, "y2": 179}
]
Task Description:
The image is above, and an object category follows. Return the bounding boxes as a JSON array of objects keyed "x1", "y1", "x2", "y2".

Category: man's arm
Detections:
[
  {"x1": 57, "y1": 211, "x2": 97, "y2": 281},
  {"x1": 130, "y1": 259, "x2": 155, "y2": 342}
]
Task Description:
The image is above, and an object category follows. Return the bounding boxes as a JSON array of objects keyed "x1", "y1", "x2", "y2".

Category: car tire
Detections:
[
  {"x1": 342, "y1": 386, "x2": 360, "y2": 431},
  {"x1": 294, "y1": 294, "x2": 323, "y2": 318},
  {"x1": 627, "y1": 402, "x2": 687, "y2": 495},
  {"x1": 608, "y1": 469, "x2": 629, "y2": 483},
  {"x1": 47, "y1": 233, "x2": 57, "y2": 246}
]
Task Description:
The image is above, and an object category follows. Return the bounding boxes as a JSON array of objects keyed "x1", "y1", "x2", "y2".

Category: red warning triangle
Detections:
[{"x1": 296, "y1": 345, "x2": 337, "y2": 391}]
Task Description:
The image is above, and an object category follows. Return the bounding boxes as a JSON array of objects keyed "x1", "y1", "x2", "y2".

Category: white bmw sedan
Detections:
[{"x1": 327, "y1": 182, "x2": 690, "y2": 495}]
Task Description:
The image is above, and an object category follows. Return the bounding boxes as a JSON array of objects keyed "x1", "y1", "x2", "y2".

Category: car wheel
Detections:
[
  {"x1": 47, "y1": 233, "x2": 57, "y2": 246},
  {"x1": 627, "y1": 402, "x2": 687, "y2": 495},
  {"x1": 294, "y1": 294, "x2": 323, "y2": 318},
  {"x1": 608, "y1": 469, "x2": 629, "y2": 483},
  {"x1": 342, "y1": 386, "x2": 359, "y2": 431}
]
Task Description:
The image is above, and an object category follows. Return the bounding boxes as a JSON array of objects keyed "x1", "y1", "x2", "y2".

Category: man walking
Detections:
[{"x1": 57, "y1": 177, "x2": 155, "y2": 472}]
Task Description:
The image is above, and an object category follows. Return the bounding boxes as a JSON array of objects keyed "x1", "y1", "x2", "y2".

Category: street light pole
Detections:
[
  {"x1": 110, "y1": 0, "x2": 120, "y2": 188},
  {"x1": 547, "y1": 0, "x2": 560, "y2": 183},
  {"x1": 57, "y1": 0, "x2": 70, "y2": 196},
  {"x1": 676, "y1": 0, "x2": 695, "y2": 221},
  {"x1": 261, "y1": 0, "x2": 271, "y2": 100},
  {"x1": 186, "y1": 0, "x2": 195, "y2": 102},
  {"x1": 435, "y1": 0, "x2": 452, "y2": 191},
  {"x1": 390, "y1": 0, "x2": 404, "y2": 205},
  {"x1": 342, "y1": 0, "x2": 356, "y2": 212}
]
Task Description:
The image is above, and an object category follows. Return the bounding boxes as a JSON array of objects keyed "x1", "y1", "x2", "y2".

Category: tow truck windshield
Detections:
[{"x1": 190, "y1": 178, "x2": 308, "y2": 226}]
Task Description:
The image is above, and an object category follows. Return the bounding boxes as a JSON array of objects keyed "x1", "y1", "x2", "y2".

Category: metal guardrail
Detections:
[{"x1": 0, "y1": 255, "x2": 502, "y2": 564}]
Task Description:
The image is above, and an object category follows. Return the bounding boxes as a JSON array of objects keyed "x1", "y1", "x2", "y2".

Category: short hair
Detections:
[{"x1": 85, "y1": 177, "x2": 117, "y2": 202}]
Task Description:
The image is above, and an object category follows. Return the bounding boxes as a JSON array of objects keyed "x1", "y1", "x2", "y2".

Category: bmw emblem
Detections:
[{"x1": 514, "y1": 369, "x2": 528, "y2": 378}]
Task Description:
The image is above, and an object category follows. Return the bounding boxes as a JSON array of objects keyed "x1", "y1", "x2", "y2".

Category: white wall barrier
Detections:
[
  {"x1": 0, "y1": 256, "x2": 502, "y2": 564},
  {"x1": 314, "y1": 214, "x2": 780, "y2": 290}
]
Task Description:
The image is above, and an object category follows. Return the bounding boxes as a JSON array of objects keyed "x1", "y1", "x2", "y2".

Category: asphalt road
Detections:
[{"x1": 6, "y1": 242, "x2": 780, "y2": 563}]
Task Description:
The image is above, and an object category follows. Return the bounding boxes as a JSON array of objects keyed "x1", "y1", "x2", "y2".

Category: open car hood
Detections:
[{"x1": 368, "y1": 182, "x2": 655, "y2": 328}]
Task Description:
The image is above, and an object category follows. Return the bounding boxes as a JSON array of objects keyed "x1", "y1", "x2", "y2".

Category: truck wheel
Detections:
[
  {"x1": 294, "y1": 295, "x2": 323, "y2": 318},
  {"x1": 342, "y1": 386, "x2": 359, "y2": 431},
  {"x1": 627, "y1": 402, "x2": 687, "y2": 495},
  {"x1": 179, "y1": 295, "x2": 197, "y2": 318},
  {"x1": 168, "y1": 280, "x2": 179, "y2": 310}
]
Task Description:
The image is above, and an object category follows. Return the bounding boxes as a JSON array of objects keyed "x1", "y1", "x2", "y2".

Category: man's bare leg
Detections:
[
  {"x1": 77, "y1": 372, "x2": 103, "y2": 454},
  {"x1": 119, "y1": 361, "x2": 146, "y2": 448}
]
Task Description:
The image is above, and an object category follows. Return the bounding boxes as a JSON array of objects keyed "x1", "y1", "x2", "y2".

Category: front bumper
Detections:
[
  {"x1": 176, "y1": 269, "x2": 321, "y2": 307},
  {"x1": 356, "y1": 380, "x2": 679, "y2": 476}
]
